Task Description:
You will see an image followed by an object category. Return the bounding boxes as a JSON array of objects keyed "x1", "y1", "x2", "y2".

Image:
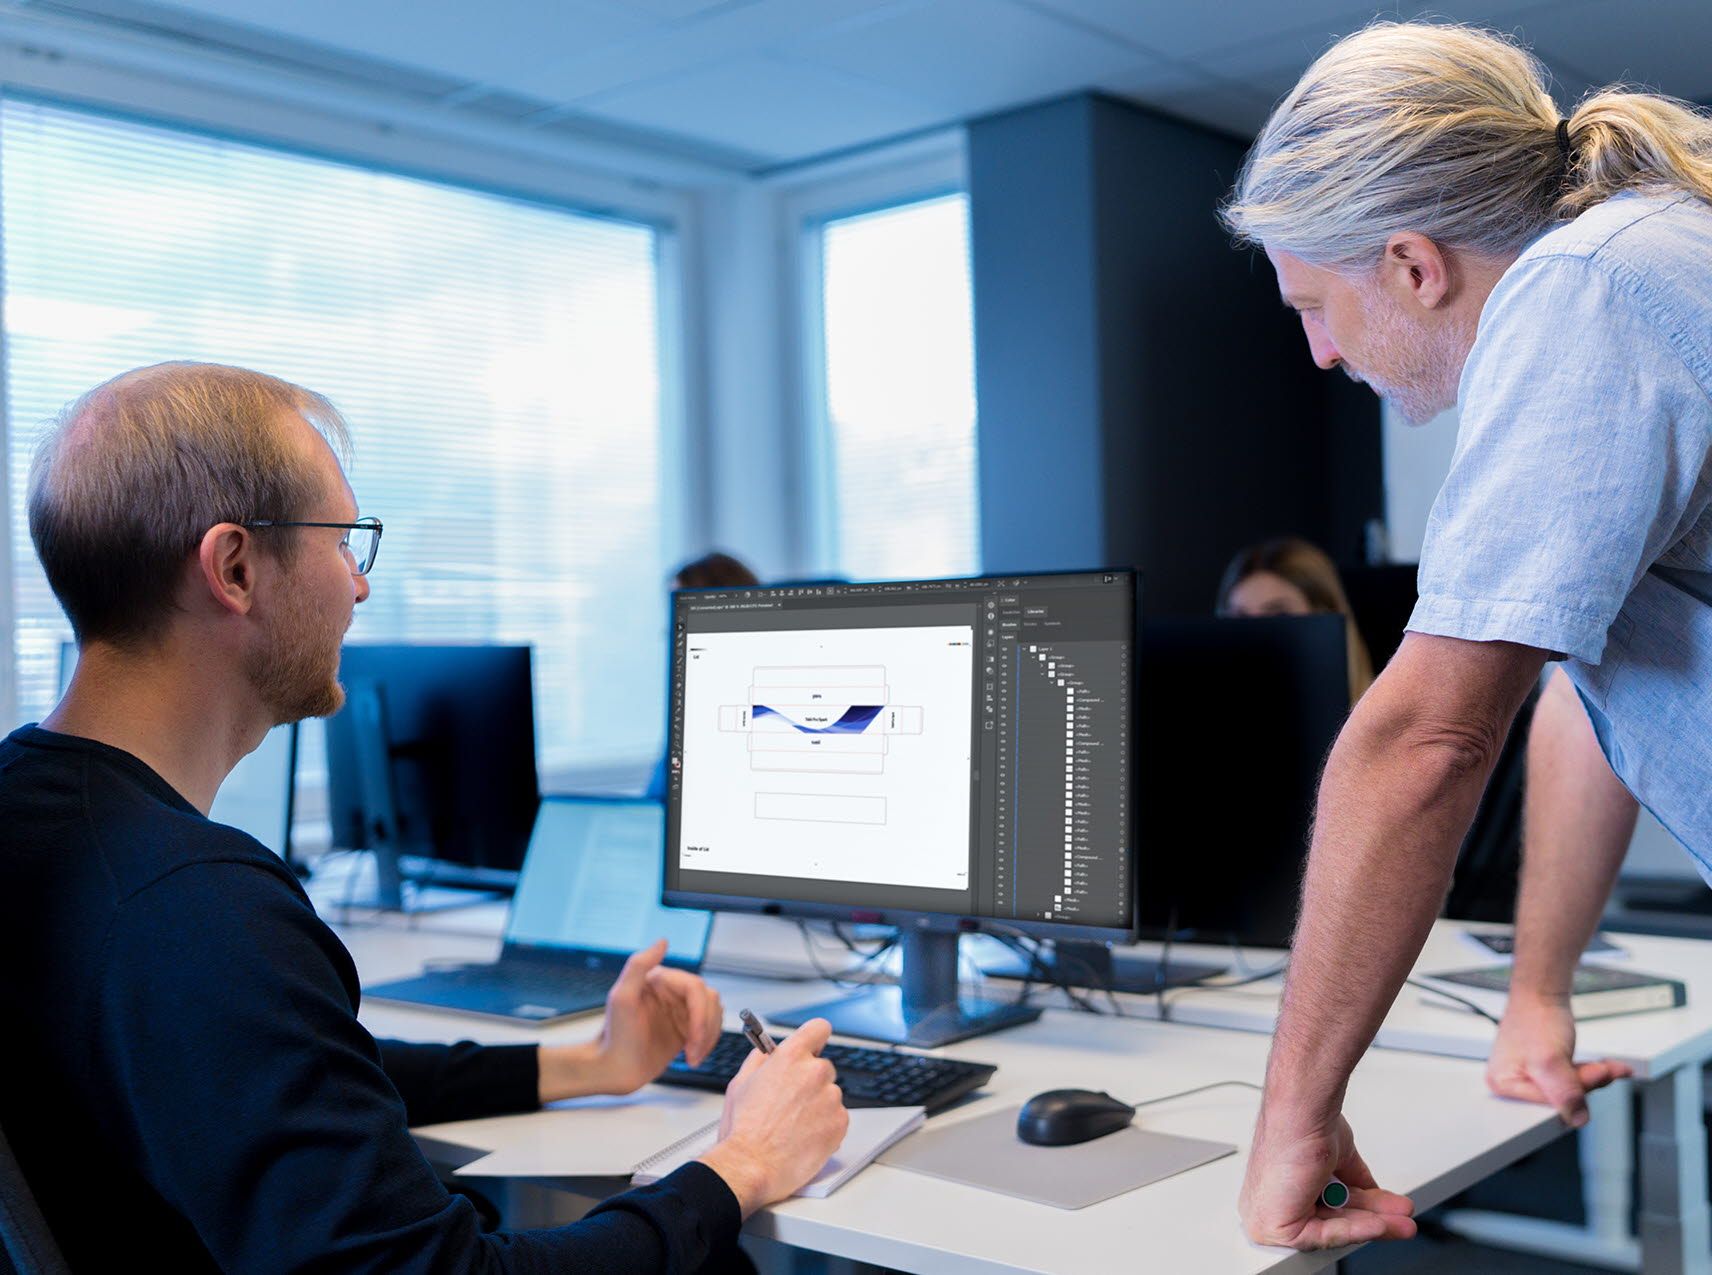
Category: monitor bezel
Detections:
[{"x1": 661, "y1": 567, "x2": 1139, "y2": 946}]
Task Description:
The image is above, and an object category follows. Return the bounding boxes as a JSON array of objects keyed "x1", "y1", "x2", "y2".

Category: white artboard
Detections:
[{"x1": 678, "y1": 624, "x2": 972, "y2": 891}]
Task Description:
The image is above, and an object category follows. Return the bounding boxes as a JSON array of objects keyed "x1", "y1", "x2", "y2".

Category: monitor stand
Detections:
[
  {"x1": 771, "y1": 930, "x2": 1041, "y2": 1049},
  {"x1": 980, "y1": 939, "x2": 1227, "y2": 992}
]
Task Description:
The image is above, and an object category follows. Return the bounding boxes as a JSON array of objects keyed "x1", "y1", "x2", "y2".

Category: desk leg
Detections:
[
  {"x1": 1437, "y1": 1082, "x2": 1639, "y2": 1270},
  {"x1": 1638, "y1": 1065, "x2": 1711, "y2": 1275},
  {"x1": 1582, "y1": 1080, "x2": 1635, "y2": 1249}
]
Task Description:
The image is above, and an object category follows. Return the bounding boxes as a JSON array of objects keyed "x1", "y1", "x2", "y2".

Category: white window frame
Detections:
[
  {"x1": 0, "y1": 32, "x2": 714, "y2": 732},
  {"x1": 769, "y1": 134, "x2": 969, "y2": 579}
]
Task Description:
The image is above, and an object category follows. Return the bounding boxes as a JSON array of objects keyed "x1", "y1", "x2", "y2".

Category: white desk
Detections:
[
  {"x1": 1057, "y1": 919, "x2": 1712, "y2": 1275},
  {"x1": 341, "y1": 916, "x2": 1566, "y2": 1275}
]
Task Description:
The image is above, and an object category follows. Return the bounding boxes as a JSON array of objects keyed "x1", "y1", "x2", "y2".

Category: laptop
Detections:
[{"x1": 363, "y1": 796, "x2": 713, "y2": 1023}]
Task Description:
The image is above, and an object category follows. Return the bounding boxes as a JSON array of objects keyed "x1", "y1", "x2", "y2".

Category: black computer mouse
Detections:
[{"x1": 1016, "y1": 1088, "x2": 1136, "y2": 1146}]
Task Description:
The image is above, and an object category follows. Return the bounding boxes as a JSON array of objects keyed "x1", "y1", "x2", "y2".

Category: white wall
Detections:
[
  {"x1": 1380, "y1": 403, "x2": 1693, "y2": 881},
  {"x1": 1380, "y1": 401, "x2": 1460, "y2": 562}
]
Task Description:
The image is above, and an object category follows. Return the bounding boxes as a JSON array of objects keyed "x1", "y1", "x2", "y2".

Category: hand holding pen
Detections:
[{"x1": 698, "y1": 1013, "x2": 848, "y2": 1217}]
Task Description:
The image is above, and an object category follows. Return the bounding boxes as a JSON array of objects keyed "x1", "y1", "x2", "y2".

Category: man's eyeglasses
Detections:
[{"x1": 244, "y1": 516, "x2": 383, "y2": 575}]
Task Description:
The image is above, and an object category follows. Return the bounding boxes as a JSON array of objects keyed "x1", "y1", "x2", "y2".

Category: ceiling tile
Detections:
[
  {"x1": 157, "y1": 0, "x2": 657, "y2": 88},
  {"x1": 1176, "y1": 0, "x2": 1578, "y2": 89},
  {"x1": 1094, "y1": 56, "x2": 1234, "y2": 103},
  {"x1": 571, "y1": 53, "x2": 941, "y2": 163},
  {"x1": 525, "y1": 0, "x2": 896, "y2": 102},
  {"x1": 604, "y1": 0, "x2": 736, "y2": 19},
  {"x1": 782, "y1": 0, "x2": 1144, "y2": 116},
  {"x1": 1017, "y1": 0, "x2": 1385, "y2": 59},
  {"x1": 1141, "y1": 85, "x2": 1276, "y2": 139},
  {"x1": 1508, "y1": 0, "x2": 1712, "y2": 103}
]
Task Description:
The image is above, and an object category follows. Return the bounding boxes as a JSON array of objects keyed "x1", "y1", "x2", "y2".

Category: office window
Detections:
[
  {"x1": 817, "y1": 193, "x2": 980, "y2": 579},
  {"x1": 2, "y1": 99, "x2": 672, "y2": 774}
]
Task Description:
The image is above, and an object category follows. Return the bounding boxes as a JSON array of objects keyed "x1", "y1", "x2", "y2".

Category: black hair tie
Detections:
[{"x1": 1556, "y1": 118, "x2": 1572, "y2": 161}]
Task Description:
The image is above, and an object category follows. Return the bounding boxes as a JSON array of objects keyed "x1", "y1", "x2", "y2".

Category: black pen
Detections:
[{"x1": 739, "y1": 1007, "x2": 777, "y2": 1054}]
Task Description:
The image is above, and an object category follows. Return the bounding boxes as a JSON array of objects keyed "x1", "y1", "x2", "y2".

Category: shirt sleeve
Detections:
[
  {"x1": 93, "y1": 860, "x2": 746, "y2": 1274},
  {"x1": 375, "y1": 1039, "x2": 540, "y2": 1125},
  {"x1": 1410, "y1": 251, "x2": 1712, "y2": 664}
]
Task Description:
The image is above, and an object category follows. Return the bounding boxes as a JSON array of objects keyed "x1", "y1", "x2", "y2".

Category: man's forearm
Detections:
[
  {"x1": 1510, "y1": 669, "x2": 1637, "y2": 1001},
  {"x1": 537, "y1": 1041, "x2": 610, "y2": 1104},
  {"x1": 1263, "y1": 716, "x2": 1495, "y2": 1121},
  {"x1": 1260, "y1": 636, "x2": 1545, "y2": 1131}
]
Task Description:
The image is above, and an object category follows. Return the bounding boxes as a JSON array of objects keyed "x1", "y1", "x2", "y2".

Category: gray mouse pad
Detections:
[{"x1": 877, "y1": 1103, "x2": 1235, "y2": 1209}]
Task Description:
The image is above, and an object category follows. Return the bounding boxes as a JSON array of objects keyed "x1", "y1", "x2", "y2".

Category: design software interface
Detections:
[{"x1": 665, "y1": 571, "x2": 1133, "y2": 930}]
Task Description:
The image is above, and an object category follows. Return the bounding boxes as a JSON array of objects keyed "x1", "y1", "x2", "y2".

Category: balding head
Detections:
[{"x1": 28, "y1": 361, "x2": 351, "y2": 647}]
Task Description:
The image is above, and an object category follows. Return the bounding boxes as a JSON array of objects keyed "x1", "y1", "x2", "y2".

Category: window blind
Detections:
[
  {"x1": 817, "y1": 192, "x2": 980, "y2": 580},
  {"x1": 2, "y1": 97, "x2": 673, "y2": 775}
]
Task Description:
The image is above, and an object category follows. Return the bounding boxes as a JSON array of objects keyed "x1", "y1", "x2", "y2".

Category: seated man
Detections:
[{"x1": 1, "y1": 361, "x2": 848, "y2": 1272}]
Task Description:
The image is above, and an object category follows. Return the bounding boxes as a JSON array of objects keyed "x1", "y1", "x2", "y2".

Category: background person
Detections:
[{"x1": 1216, "y1": 535, "x2": 1377, "y2": 701}]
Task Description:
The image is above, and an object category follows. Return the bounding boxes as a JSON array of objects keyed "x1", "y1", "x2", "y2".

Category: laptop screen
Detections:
[{"x1": 506, "y1": 797, "x2": 712, "y2": 963}]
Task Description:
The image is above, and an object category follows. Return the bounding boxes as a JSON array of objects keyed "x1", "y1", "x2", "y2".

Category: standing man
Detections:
[
  {"x1": 2, "y1": 361, "x2": 848, "y2": 1271},
  {"x1": 1219, "y1": 21, "x2": 1712, "y2": 1249}
]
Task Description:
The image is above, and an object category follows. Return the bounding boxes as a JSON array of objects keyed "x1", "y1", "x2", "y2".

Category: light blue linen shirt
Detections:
[{"x1": 1410, "y1": 190, "x2": 1712, "y2": 868}]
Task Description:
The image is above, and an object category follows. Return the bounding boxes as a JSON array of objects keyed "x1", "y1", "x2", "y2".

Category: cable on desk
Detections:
[
  {"x1": 1120, "y1": 1078, "x2": 1264, "y2": 1109},
  {"x1": 1153, "y1": 907, "x2": 1180, "y2": 1022},
  {"x1": 794, "y1": 920, "x2": 898, "y2": 988},
  {"x1": 1404, "y1": 976, "x2": 1503, "y2": 1026},
  {"x1": 982, "y1": 923, "x2": 1108, "y2": 1016}
]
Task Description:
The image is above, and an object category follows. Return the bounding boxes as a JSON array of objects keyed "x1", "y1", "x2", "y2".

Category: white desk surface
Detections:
[
  {"x1": 330, "y1": 901, "x2": 1712, "y2": 1077},
  {"x1": 1090, "y1": 919, "x2": 1712, "y2": 1079},
  {"x1": 341, "y1": 914, "x2": 1566, "y2": 1275}
]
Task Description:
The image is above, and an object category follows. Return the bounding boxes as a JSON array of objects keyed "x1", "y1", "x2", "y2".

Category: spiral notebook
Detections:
[{"x1": 633, "y1": 1106, "x2": 926, "y2": 1198}]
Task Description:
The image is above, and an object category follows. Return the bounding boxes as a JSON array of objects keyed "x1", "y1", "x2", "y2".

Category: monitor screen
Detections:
[
  {"x1": 664, "y1": 570, "x2": 1136, "y2": 941},
  {"x1": 325, "y1": 644, "x2": 539, "y2": 873},
  {"x1": 508, "y1": 797, "x2": 711, "y2": 963},
  {"x1": 59, "y1": 641, "x2": 296, "y2": 859}
]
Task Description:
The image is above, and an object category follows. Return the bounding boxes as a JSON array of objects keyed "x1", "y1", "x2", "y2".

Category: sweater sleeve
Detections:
[
  {"x1": 92, "y1": 860, "x2": 748, "y2": 1274},
  {"x1": 376, "y1": 1039, "x2": 541, "y2": 1124}
]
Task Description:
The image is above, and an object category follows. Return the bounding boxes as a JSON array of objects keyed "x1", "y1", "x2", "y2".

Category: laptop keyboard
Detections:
[
  {"x1": 427, "y1": 963, "x2": 615, "y2": 999},
  {"x1": 363, "y1": 961, "x2": 618, "y2": 1022},
  {"x1": 658, "y1": 1030, "x2": 996, "y2": 1114}
]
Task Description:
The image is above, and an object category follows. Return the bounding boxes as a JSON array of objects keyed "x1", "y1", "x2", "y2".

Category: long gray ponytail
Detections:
[{"x1": 1222, "y1": 21, "x2": 1712, "y2": 268}]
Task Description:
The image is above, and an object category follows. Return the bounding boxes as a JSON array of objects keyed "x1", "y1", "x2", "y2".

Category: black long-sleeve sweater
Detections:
[{"x1": 0, "y1": 724, "x2": 749, "y2": 1273}]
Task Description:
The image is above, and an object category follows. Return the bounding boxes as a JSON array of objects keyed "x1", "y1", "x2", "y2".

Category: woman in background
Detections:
[{"x1": 1216, "y1": 536, "x2": 1375, "y2": 703}]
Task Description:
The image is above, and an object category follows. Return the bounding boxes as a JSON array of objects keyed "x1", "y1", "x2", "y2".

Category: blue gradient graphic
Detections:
[{"x1": 753, "y1": 704, "x2": 883, "y2": 734}]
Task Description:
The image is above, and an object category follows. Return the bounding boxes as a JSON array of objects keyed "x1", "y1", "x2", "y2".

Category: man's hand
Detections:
[
  {"x1": 1240, "y1": 1113, "x2": 1417, "y2": 1249},
  {"x1": 1487, "y1": 993, "x2": 1633, "y2": 1126},
  {"x1": 538, "y1": 939, "x2": 722, "y2": 1102},
  {"x1": 698, "y1": 1017, "x2": 849, "y2": 1217}
]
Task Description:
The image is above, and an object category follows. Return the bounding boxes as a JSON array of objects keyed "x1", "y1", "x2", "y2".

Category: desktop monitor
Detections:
[
  {"x1": 1135, "y1": 613, "x2": 1350, "y2": 951},
  {"x1": 664, "y1": 569, "x2": 1137, "y2": 1046},
  {"x1": 59, "y1": 641, "x2": 298, "y2": 862},
  {"x1": 324, "y1": 644, "x2": 539, "y2": 907}
]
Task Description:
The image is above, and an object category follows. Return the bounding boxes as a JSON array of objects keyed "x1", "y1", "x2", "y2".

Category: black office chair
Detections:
[{"x1": 0, "y1": 1121, "x2": 69, "y2": 1275}]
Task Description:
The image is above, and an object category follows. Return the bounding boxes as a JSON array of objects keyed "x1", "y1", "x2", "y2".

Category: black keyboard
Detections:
[{"x1": 657, "y1": 1031, "x2": 995, "y2": 1115}]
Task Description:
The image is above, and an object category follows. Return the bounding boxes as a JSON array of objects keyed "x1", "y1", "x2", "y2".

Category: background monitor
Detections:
[
  {"x1": 59, "y1": 641, "x2": 298, "y2": 863},
  {"x1": 325, "y1": 644, "x2": 539, "y2": 906},
  {"x1": 1136, "y1": 613, "x2": 1350, "y2": 950},
  {"x1": 664, "y1": 569, "x2": 1137, "y2": 1046}
]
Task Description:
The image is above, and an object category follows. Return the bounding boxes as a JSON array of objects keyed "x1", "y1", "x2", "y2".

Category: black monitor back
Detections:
[
  {"x1": 325, "y1": 644, "x2": 539, "y2": 872},
  {"x1": 1137, "y1": 614, "x2": 1349, "y2": 949},
  {"x1": 1340, "y1": 563, "x2": 1419, "y2": 673}
]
